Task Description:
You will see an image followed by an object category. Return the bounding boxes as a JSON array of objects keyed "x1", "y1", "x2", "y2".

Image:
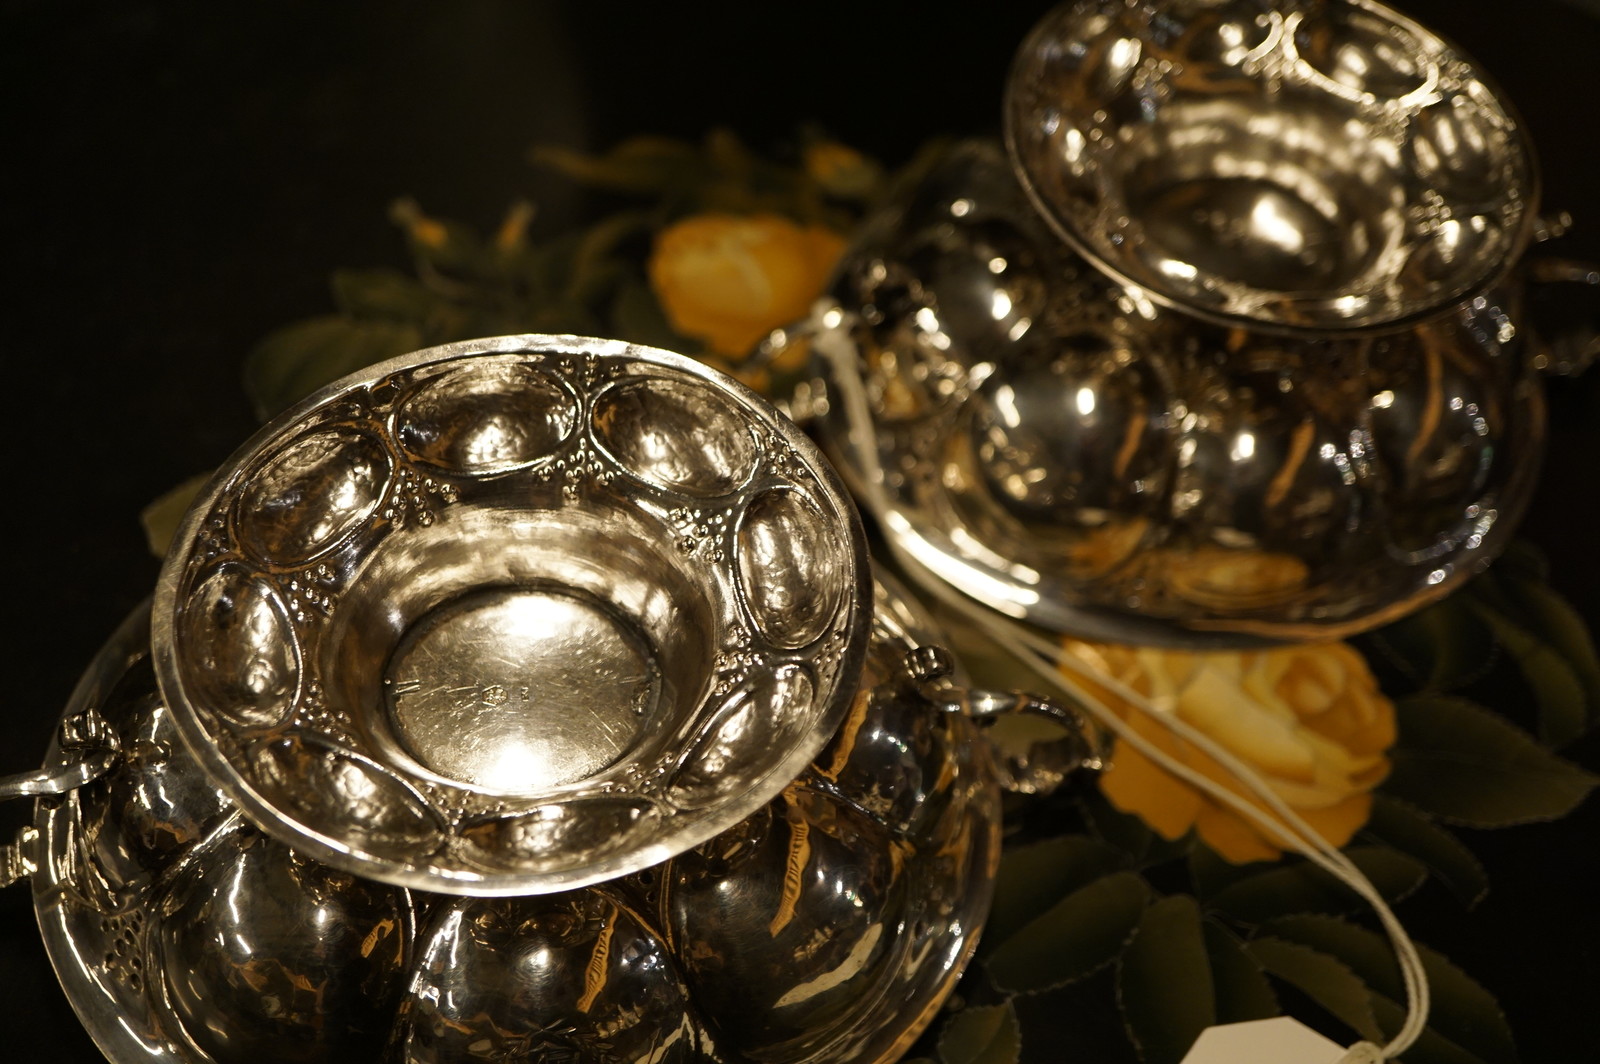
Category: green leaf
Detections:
[
  {"x1": 1361, "y1": 594, "x2": 1497, "y2": 694},
  {"x1": 1369, "y1": 999, "x2": 1497, "y2": 1064},
  {"x1": 1205, "y1": 846, "x2": 1427, "y2": 924},
  {"x1": 1480, "y1": 569, "x2": 1600, "y2": 730},
  {"x1": 1466, "y1": 599, "x2": 1589, "y2": 747},
  {"x1": 1263, "y1": 915, "x2": 1517, "y2": 1064},
  {"x1": 1202, "y1": 920, "x2": 1279, "y2": 1024},
  {"x1": 1013, "y1": 971, "x2": 1143, "y2": 1063},
  {"x1": 1079, "y1": 788, "x2": 1194, "y2": 869},
  {"x1": 1189, "y1": 843, "x2": 1271, "y2": 900},
  {"x1": 564, "y1": 211, "x2": 653, "y2": 305},
  {"x1": 140, "y1": 471, "x2": 214, "y2": 558},
  {"x1": 609, "y1": 280, "x2": 689, "y2": 353},
  {"x1": 1360, "y1": 796, "x2": 1488, "y2": 907},
  {"x1": 1260, "y1": 915, "x2": 1398, "y2": 996},
  {"x1": 1245, "y1": 938, "x2": 1383, "y2": 1042},
  {"x1": 528, "y1": 137, "x2": 701, "y2": 195},
  {"x1": 330, "y1": 268, "x2": 448, "y2": 323},
  {"x1": 938, "y1": 1001, "x2": 1021, "y2": 1064},
  {"x1": 1383, "y1": 695, "x2": 1599, "y2": 827},
  {"x1": 244, "y1": 316, "x2": 422, "y2": 420},
  {"x1": 982, "y1": 836, "x2": 1130, "y2": 950},
  {"x1": 987, "y1": 871, "x2": 1151, "y2": 993},
  {"x1": 1117, "y1": 895, "x2": 1213, "y2": 1064}
]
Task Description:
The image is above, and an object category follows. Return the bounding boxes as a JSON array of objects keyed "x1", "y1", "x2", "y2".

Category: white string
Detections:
[{"x1": 811, "y1": 311, "x2": 1431, "y2": 1058}]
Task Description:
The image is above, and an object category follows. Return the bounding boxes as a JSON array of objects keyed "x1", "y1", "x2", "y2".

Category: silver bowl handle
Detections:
[
  {"x1": 904, "y1": 644, "x2": 1107, "y2": 793},
  {"x1": 0, "y1": 708, "x2": 118, "y2": 888}
]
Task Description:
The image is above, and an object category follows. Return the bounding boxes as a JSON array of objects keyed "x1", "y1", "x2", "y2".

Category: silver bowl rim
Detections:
[
  {"x1": 150, "y1": 333, "x2": 874, "y2": 896},
  {"x1": 1002, "y1": 0, "x2": 1544, "y2": 338}
]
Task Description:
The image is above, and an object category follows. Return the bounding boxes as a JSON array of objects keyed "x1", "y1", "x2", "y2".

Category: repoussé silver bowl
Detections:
[
  {"x1": 4, "y1": 335, "x2": 1097, "y2": 1063},
  {"x1": 1006, "y1": 0, "x2": 1538, "y2": 334},
  {"x1": 797, "y1": 0, "x2": 1575, "y2": 645}
]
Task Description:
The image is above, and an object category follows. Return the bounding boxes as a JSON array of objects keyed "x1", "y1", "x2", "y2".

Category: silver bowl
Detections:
[
  {"x1": 24, "y1": 579, "x2": 1002, "y2": 1064},
  {"x1": 808, "y1": 140, "x2": 1545, "y2": 644},
  {"x1": 6, "y1": 335, "x2": 1068, "y2": 1064},
  {"x1": 1005, "y1": 0, "x2": 1538, "y2": 334},
  {"x1": 152, "y1": 335, "x2": 873, "y2": 895}
]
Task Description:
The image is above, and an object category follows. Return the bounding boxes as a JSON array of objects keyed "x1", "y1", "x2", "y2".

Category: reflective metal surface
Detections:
[
  {"x1": 1006, "y1": 0, "x2": 1538, "y2": 334},
  {"x1": 152, "y1": 335, "x2": 872, "y2": 896},
  {"x1": 810, "y1": 140, "x2": 1544, "y2": 643},
  {"x1": 29, "y1": 577, "x2": 1001, "y2": 1064}
]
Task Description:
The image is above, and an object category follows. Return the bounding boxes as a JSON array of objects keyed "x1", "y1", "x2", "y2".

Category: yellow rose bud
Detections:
[
  {"x1": 1067, "y1": 638, "x2": 1396, "y2": 864},
  {"x1": 648, "y1": 213, "x2": 847, "y2": 359}
]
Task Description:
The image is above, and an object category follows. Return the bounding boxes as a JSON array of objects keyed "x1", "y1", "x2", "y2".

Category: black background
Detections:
[{"x1": 2, "y1": 2, "x2": 1597, "y2": 1061}]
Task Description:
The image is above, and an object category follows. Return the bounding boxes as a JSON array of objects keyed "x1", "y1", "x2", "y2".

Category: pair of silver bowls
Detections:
[{"x1": 7, "y1": 1, "x2": 1585, "y2": 1061}]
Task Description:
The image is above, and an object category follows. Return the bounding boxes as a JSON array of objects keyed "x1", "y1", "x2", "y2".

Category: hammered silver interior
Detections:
[
  {"x1": 152, "y1": 336, "x2": 868, "y2": 895},
  {"x1": 1005, "y1": 0, "x2": 1535, "y2": 332}
]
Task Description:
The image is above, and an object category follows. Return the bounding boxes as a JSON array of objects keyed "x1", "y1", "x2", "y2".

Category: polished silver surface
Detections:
[
  {"x1": 0, "y1": 746, "x2": 118, "y2": 800},
  {"x1": 152, "y1": 335, "x2": 872, "y2": 896},
  {"x1": 27, "y1": 576, "x2": 1003, "y2": 1064},
  {"x1": 1006, "y1": 0, "x2": 1538, "y2": 333},
  {"x1": 810, "y1": 140, "x2": 1544, "y2": 643}
]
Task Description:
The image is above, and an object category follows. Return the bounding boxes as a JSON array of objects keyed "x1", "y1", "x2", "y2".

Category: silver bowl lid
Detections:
[
  {"x1": 152, "y1": 335, "x2": 871, "y2": 895},
  {"x1": 1005, "y1": 0, "x2": 1538, "y2": 334}
]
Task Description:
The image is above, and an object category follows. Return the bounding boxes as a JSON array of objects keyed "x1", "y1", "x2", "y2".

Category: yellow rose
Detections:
[
  {"x1": 648, "y1": 213, "x2": 847, "y2": 359},
  {"x1": 1065, "y1": 639, "x2": 1395, "y2": 864}
]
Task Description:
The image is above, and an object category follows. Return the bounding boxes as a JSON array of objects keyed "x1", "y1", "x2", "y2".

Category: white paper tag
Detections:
[{"x1": 1180, "y1": 1018, "x2": 1350, "y2": 1064}]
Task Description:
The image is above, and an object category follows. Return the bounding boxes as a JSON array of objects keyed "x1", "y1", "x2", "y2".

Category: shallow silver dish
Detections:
[
  {"x1": 807, "y1": 140, "x2": 1544, "y2": 644},
  {"x1": 152, "y1": 335, "x2": 872, "y2": 895},
  {"x1": 1006, "y1": 0, "x2": 1537, "y2": 334},
  {"x1": 22, "y1": 578, "x2": 1002, "y2": 1064},
  {"x1": 5, "y1": 335, "x2": 1100, "y2": 1063}
]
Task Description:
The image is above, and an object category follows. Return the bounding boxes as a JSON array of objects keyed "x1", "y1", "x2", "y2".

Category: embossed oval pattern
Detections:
[
  {"x1": 737, "y1": 489, "x2": 845, "y2": 649},
  {"x1": 247, "y1": 734, "x2": 442, "y2": 858},
  {"x1": 395, "y1": 361, "x2": 579, "y2": 474},
  {"x1": 180, "y1": 566, "x2": 299, "y2": 728},
  {"x1": 459, "y1": 799, "x2": 656, "y2": 874},
  {"x1": 152, "y1": 826, "x2": 411, "y2": 1064},
  {"x1": 591, "y1": 376, "x2": 759, "y2": 498},
  {"x1": 394, "y1": 892, "x2": 716, "y2": 1063},
  {"x1": 670, "y1": 664, "x2": 816, "y2": 810},
  {"x1": 235, "y1": 427, "x2": 391, "y2": 565}
]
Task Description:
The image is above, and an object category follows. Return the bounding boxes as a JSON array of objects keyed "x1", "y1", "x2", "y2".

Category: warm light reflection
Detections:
[
  {"x1": 1075, "y1": 386, "x2": 1096, "y2": 417},
  {"x1": 990, "y1": 289, "x2": 1013, "y2": 320},
  {"x1": 1158, "y1": 257, "x2": 1199, "y2": 280},
  {"x1": 1249, "y1": 195, "x2": 1306, "y2": 255},
  {"x1": 462, "y1": 417, "x2": 524, "y2": 466},
  {"x1": 992, "y1": 384, "x2": 1021, "y2": 428}
]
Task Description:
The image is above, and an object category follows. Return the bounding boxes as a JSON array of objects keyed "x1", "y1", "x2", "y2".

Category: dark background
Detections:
[{"x1": 2, "y1": 2, "x2": 1597, "y2": 1061}]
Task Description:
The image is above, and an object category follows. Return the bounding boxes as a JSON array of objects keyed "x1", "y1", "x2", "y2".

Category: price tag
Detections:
[{"x1": 1180, "y1": 1018, "x2": 1358, "y2": 1064}]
